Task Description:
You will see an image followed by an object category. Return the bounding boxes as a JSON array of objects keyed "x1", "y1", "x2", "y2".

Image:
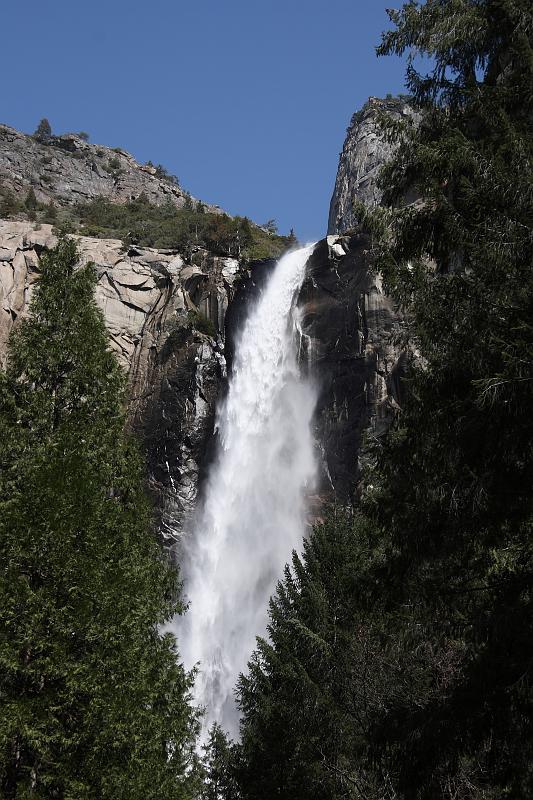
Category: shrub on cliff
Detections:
[
  {"x1": 70, "y1": 195, "x2": 294, "y2": 260},
  {"x1": 188, "y1": 309, "x2": 217, "y2": 338},
  {"x1": 0, "y1": 239, "x2": 199, "y2": 799},
  {"x1": 0, "y1": 187, "x2": 19, "y2": 218},
  {"x1": 24, "y1": 187, "x2": 38, "y2": 211}
]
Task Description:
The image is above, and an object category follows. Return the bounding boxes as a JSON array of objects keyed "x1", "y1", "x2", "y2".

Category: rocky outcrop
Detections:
[
  {"x1": 317, "y1": 96, "x2": 422, "y2": 496},
  {"x1": 0, "y1": 124, "x2": 224, "y2": 213},
  {"x1": 327, "y1": 96, "x2": 416, "y2": 235},
  {"x1": 0, "y1": 220, "x2": 241, "y2": 540},
  {"x1": 297, "y1": 234, "x2": 405, "y2": 500}
]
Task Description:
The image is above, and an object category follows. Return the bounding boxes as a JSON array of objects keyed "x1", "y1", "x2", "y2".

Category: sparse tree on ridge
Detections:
[
  {"x1": 34, "y1": 118, "x2": 52, "y2": 141},
  {"x1": 263, "y1": 218, "x2": 277, "y2": 234}
]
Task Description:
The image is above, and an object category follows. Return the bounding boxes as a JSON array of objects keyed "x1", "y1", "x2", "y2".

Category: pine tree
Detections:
[
  {"x1": 200, "y1": 724, "x2": 241, "y2": 800},
  {"x1": 357, "y1": 0, "x2": 533, "y2": 795},
  {"x1": 263, "y1": 219, "x2": 277, "y2": 234},
  {"x1": 237, "y1": 511, "x2": 392, "y2": 800},
  {"x1": 0, "y1": 238, "x2": 199, "y2": 799},
  {"x1": 34, "y1": 118, "x2": 52, "y2": 141},
  {"x1": 238, "y1": 217, "x2": 254, "y2": 252},
  {"x1": 236, "y1": 2, "x2": 533, "y2": 798}
]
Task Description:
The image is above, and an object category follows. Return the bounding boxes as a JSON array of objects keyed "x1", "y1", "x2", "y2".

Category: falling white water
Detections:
[{"x1": 179, "y1": 244, "x2": 317, "y2": 741}]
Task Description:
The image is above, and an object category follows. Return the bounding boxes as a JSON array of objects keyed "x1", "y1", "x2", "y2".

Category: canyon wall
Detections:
[
  {"x1": 0, "y1": 95, "x2": 407, "y2": 525},
  {"x1": 0, "y1": 220, "x2": 239, "y2": 539}
]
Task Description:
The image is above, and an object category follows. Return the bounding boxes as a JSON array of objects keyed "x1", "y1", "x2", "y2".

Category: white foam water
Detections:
[{"x1": 179, "y1": 244, "x2": 317, "y2": 740}]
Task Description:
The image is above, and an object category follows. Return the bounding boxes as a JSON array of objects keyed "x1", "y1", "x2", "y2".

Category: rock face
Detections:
[
  {"x1": 223, "y1": 258, "x2": 276, "y2": 370},
  {"x1": 327, "y1": 96, "x2": 415, "y2": 235},
  {"x1": 0, "y1": 124, "x2": 224, "y2": 213},
  {"x1": 0, "y1": 94, "x2": 411, "y2": 523},
  {"x1": 0, "y1": 220, "x2": 241, "y2": 540},
  {"x1": 297, "y1": 234, "x2": 405, "y2": 501},
  {"x1": 313, "y1": 96, "x2": 417, "y2": 497},
  {"x1": 221, "y1": 235, "x2": 405, "y2": 505}
]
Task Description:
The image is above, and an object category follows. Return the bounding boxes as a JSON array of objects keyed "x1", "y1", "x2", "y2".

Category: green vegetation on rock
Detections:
[
  {"x1": 33, "y1": 118, "x2": 52, "y2": 141},
  {"x1": 0, "y1": 186, "x2": 296, "y2": 262},
  {"x1": 188, "y1": 310, "x2": 217, "y2": 339},
  {"x1": 70, "y1": 195, "x2": 295, "y2": 260}
]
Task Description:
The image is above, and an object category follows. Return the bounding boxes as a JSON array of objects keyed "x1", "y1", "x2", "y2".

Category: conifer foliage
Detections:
[
  {"x1": 200, "y1": 724, "x2": 240, "y2": 800},
  {"x1": 0, "y1": 239, "x2": 198, "y2": 799},
  {"x1": 237, "y1": 512, "x2": 390, "y2": 800},
  {"x1": 233, "y1": 2, "x2": 533, "y2": 798}
]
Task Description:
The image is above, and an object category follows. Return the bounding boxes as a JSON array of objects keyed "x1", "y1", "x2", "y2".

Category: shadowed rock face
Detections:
[
  {"x1": 0, "y1": 220, "x2": 240, "y2": 540},
  {"x1": 297, "y1": 235, "x2": 405, "y2": 501},
  {"x1": 221, "y1": 234, "x2": 405, "y2": 505},
  {"x1": 327, "y1": 96, "x2": 416, "y2": 235},
  {"x1": 223, "y1": 258, "x2": 276, "y2": 372},
  {"x1": 319, "y1": 95, "x2": 420, "y2": 498}
]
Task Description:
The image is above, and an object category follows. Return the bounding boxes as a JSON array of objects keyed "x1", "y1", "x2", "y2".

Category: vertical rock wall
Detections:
[
  {"x1": 297, "y1": 234, "x2": 405, "y2": 501},
  {"x1": 327, "y1": 96, "x2": 415, "y2": 235}
]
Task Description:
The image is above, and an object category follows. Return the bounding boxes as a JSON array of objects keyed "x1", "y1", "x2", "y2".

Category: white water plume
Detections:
[{"x1": 179, "y1": 244, "x2": 317, "y2": 740}]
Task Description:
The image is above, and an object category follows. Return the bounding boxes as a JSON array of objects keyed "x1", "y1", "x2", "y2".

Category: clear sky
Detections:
[{"x1": 2, "y1": 0, "x2": 410, "y2": 242}]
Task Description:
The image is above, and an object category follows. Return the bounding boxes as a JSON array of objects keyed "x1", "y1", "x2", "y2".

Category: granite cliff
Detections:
[
  {"x1": 0, "y1": 96, "x2": 406, "y2": 527},
  {"x1": 0, "y1": 219, "x2": 239, "y2": 540},
  {"x1": 327, "y1": 95, "x2": 416, "y2": 235}
]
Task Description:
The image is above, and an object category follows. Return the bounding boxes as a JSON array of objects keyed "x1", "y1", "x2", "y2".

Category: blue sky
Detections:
[{"x1": 2, "y1": 0, "x2": 410, "y2": 241}]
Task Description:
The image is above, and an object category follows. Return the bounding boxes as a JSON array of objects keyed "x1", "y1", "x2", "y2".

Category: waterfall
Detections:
[{"x1": 179, "y1": 244, "x2": 317, "y2": 740}]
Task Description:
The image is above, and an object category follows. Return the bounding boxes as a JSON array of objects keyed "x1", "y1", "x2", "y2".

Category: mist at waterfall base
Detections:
[{"x1": 178, "y1": 244, "x2": 318, "y2": 741}]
